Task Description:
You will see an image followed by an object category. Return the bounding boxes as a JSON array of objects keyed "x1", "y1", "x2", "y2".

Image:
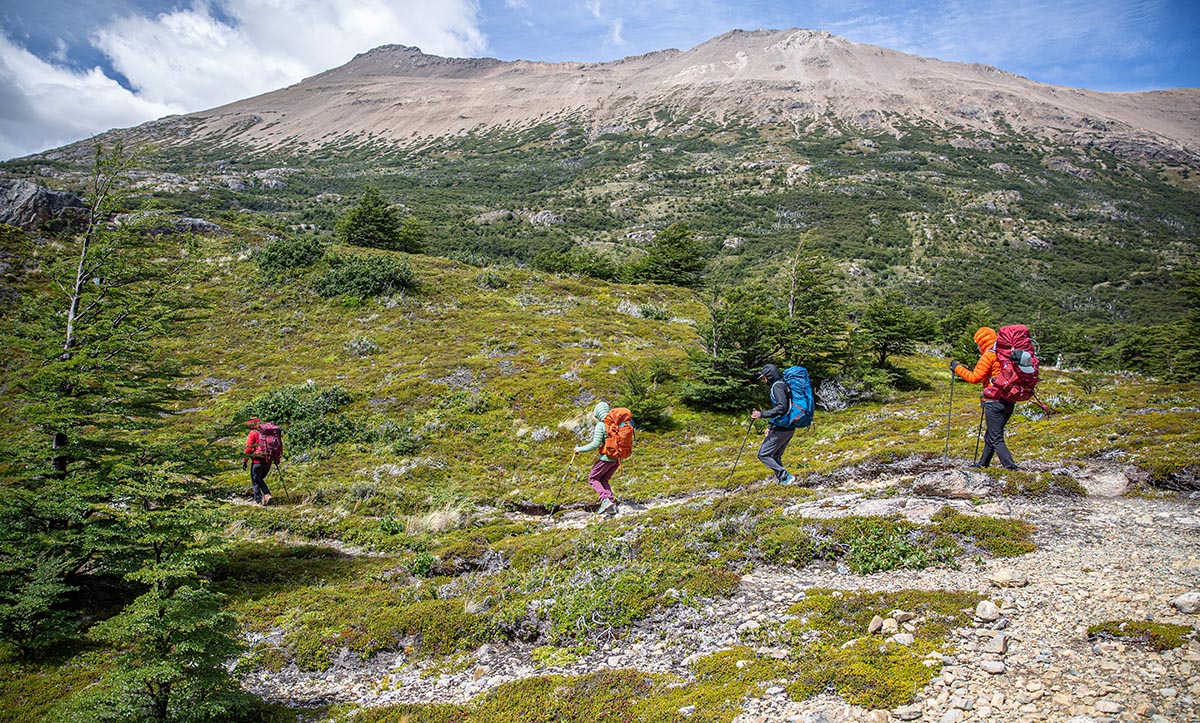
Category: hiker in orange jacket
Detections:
[{"x1": 950, "y1": 327, "x2": 1019, "y2": 470}]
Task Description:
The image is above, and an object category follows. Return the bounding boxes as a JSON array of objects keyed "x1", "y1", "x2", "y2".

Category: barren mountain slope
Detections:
[{"x1": 149, "y1": 28, "x2": 1200, "y2": 163}]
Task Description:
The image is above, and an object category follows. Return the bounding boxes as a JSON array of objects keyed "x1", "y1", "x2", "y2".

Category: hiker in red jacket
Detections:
[{"x1": 243, "y1": 418, "x2": 282, "y2": 505}]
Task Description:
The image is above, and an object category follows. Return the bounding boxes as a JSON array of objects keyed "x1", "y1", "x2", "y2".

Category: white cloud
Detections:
[
  {"x1": 585, "y1": 0, "x2": 603, "y2": 20},
  {"x1": 1, "y1": 0, "x2": 489, "y2": 159},
  {"x1": 0, "y1": 31, "x2": 180, "y2": 160},
  {"x1": 609, "y1": 18, "x2": 624, "y2": 46},
  {"x1": 91, "y1": 0, "x2": 488, "y2": 110}
]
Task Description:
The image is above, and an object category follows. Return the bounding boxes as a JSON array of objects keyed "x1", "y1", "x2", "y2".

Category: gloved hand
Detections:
[{"x1": 949, "y1": 360, "x2": 959, "y2": 372}]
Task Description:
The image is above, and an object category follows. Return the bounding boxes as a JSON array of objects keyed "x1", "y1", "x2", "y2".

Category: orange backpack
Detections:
[{"x1": 601, "y1": 408, "x2": 635, "y2": 460}]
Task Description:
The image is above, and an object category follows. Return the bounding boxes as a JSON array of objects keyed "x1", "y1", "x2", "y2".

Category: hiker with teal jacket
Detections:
[{"x1": 574, "y1": 401, "x2": 620, "y2": 515}]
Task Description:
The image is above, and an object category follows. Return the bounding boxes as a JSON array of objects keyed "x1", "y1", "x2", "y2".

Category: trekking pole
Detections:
[
  {"x1": 972, "y1": 404, "x2": 984, "y2": 465},
  {"x1": 942, "y1": 369, "x2": 955, "y2": 461},
  {"x1": 723, "y1": 416, "x2": 757, "y2": 489},
  {"x1": 549, "y1": 451, "x2": 577, "y2": 515},
  {"x1": 276, "y1": 463, "x2": 291, "y2": 504}
]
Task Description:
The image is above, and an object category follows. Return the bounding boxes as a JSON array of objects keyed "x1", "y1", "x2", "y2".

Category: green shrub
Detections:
[
  {"x1": 237, "y1": 384, "x2": 356, "y2": 451},
  {"x1": 314, "y1": 255, "x2": 417, "y2": 298},
  {"x1": 531, "y1": 247, "x2": 616, "y2": 281},
  {"x1": 821, "y1": 518, "x2": 957, "y2": 574},
  {"x1": 474, "y1": 268, "x2": 509, "y2": 290},
  {"x1": 256, "y1": 234, "x2": 324, "y2": 280}
]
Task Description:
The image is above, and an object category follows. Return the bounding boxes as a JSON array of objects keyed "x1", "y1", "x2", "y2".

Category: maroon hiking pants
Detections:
[{"x1": 587, "y1": 459, "x2": 619, "y2": 501}]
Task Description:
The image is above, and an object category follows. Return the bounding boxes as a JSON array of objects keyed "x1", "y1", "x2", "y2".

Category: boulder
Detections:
[
  {"x1": 0, "y1": 179, "x2": 87, "y2": 231},
  {"x1": 988, "y1": 569, "x2": 1029, "y2": 588},
  {"x1": 1172, "y1": 592, "x2": 1200, "y2": 614},
  {"x1": 114, "y1": 211, "x2": 223, "y2": 235},
  {"x1": 911, "y1": 469, "x2": 997, "y2": 499},
  {"x1": 975, "y1": 600, "x2": 1001, "y2": 622}
]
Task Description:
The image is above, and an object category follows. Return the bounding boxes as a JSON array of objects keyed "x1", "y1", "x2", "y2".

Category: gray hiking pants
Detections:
[
  {"x1": 979, "y1": 400, "x2": 1017, "y2": 469},
  {"x1": 757, "y1": 426, "x2": 795, "y2": 480}
]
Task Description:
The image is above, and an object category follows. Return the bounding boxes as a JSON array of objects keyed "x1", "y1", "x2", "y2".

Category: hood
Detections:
[
  {"x1": 592, "y1": 401, "x2": 611, "y2": 422},
  {"x1": 760, "y1": 364, "x2": 783, "y2": 383},
  {"x1": 974, "y1": 327, "x2": 997, "y2": 354}
]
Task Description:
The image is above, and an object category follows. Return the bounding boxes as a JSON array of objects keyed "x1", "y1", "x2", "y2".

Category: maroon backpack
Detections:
[
  {"x1": 252, "y1": 423, "x2": 284, "y2": 464},
  {"x1": 983, "y1": 324, "x2": 1040, "y2": 402}
]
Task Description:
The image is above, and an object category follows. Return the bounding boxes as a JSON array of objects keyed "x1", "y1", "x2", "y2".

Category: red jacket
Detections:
[{"x1": 245, "y1": 429, "x2": 267, "y2": 464}]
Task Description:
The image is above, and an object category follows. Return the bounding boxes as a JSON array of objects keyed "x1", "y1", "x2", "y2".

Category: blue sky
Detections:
[{"x1": 1, "y1": 0, "x2": 1197, "y2": 160}]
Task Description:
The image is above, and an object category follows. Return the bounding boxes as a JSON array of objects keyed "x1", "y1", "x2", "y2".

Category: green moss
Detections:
[
  {"x1": 930, "y1": 507, "x2": 1036, "y2": 557},
  {"x1": 325, "y1": 648, "x2": 783, "y2": 723},
  {"x1": 787, "y1": 637, "x2": 937, "y2": 709},
  {"x1": 1087, "y1": 620, "x2": 1195, "y2": 651},
  {"x1": 782, "y1": 588, "x2": 981, "y2": 708},
  {"x1": 0, "y1": 651, "x2": 112, "y2": 723},
  {"x1": 998, "y1": 470, "x2": 1087, "y2": 497}
]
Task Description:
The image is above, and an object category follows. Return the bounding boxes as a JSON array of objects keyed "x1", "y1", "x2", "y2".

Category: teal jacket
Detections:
[{"x1": 574, "y1": 401, "x2": 615, "y2": 462}]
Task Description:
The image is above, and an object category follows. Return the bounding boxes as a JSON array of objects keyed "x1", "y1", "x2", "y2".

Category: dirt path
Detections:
[{"x1": 244, "y1": 463, "x2": 1200, "y2": 722}]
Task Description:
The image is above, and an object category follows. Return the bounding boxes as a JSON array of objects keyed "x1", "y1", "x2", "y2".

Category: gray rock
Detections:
[
  {"x1": 868, "y1": 614, "x2": 884, "y2": 634},
  {"x1": 988, "y1": 569, "x2": 1029, "y2": 588},
  {"x1": 1094, "y1": 700, "x2": 1124, "y2": 714},
  {"x1": 980, "y1": 660, "x2": 1006, "y2": 675},
  {"x1": 939, "y1": 709, "x2": 964, "y2": 723},
  {"x1": 0, "y1": 179, "x2": 87, "y2": 231},
  {"x1": 911, "y1": 469, "x2": 996, "y2": 498},
  {"x1": 1172, "y1": 592, "x2": 1200, "y2": 614},
  {"x1": 894, "y1": 703, "x2": 924, "y2": 720},
  {"x1": 975, "y1": 600, "x2": 1001, "y2": 622},
  {"x1": 678, "y1": 705, "x2": 696, "y2": 716},
  {"x1": 115, "y1": 210, "x2": 222, "y2": 235},
  {"x1": 891, "y1": 633, "x2": 915, "y2": 646},
  {"x1": 982, "y1": 632, "x2": 1010, "y2": 654}
]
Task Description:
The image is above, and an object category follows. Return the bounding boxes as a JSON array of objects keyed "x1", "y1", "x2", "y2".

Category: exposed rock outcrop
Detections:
[{"x1": 0, "y1": 179, "x2": 87, "y2": 232}]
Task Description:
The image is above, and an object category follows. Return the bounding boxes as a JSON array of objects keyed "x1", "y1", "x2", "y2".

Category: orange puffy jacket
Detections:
[{"x1": 954, "y1": 327, "x2": 1000, "y2": 397}]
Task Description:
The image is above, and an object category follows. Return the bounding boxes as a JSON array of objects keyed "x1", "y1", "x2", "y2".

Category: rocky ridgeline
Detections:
[{"x1": 244, "y1": 463, "x2": 1199, "y2": 722}]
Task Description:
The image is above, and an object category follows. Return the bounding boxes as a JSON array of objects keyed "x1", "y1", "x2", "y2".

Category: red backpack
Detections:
[
  {"x1": 984, "y1": 324, "x2": 1040, "y2": 402},
  {"x1": 601, "y1": 408, "x2": 635, "y2": 460},
  {"x1": 252, "y1": 423, "x2": 284, "y2": 463}
]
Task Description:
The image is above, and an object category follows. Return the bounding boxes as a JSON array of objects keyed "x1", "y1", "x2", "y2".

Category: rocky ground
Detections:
[{"x1": 242, "y1": 463, "x2": 1200, "y2": 723}]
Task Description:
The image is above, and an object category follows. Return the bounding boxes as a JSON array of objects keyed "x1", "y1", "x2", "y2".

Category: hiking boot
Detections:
[
  {"x1": 780, "y1": 472, "x2": 796, "y2": 485},
  {"x1": 1002, "y1": 464, "x2": 1020, "y2": 471},
  {"x1": 597, "y1": 498, "x2": 617, "y2": 515},
  {"x1": 262, "y1": 494, "x2": 272, "y2": 506}
]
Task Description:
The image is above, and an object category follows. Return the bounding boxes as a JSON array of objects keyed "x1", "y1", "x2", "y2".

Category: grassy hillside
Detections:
[{"x1": 2, "y1": 217, "x2": 1197, "y2": 721}]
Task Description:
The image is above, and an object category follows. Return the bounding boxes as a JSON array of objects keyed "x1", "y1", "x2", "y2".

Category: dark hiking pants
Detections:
[
  {"x1": 251, "y1": 462, "x2": 273, "y2": 503},
  {"x1": 978, "y1": 400, "x2": 1017, "y2": 469},
  {"x1": 757, "y1": 426, "x2": 795, "y2": 480}
]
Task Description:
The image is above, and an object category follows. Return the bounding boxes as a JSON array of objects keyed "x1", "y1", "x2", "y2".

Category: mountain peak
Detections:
[{"x1": 319, "y1": 44, "x2": 503, "y2": 80}]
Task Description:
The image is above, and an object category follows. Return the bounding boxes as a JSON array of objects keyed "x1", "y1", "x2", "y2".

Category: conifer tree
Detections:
[
  {"x1": 335, "y1": 186, "x2": 425, "y2": 252},
  {"x1": 1, "y1": 143, "x2": 247, "y2": 719},
  {"x1": 632, "y1": 223, "x2": 709, "y2": 288},
  {"x1": 76, "y1": 466, "x2": 249, "y2": 723}
]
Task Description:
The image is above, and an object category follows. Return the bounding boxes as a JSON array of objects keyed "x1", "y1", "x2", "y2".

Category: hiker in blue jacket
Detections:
[{"x1": 751, "y1": 364, "x2": 797, "y2": 485}]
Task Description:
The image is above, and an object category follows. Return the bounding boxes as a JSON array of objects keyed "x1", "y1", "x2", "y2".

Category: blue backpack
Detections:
[{"x1": 771, "y1": 366, "x2": 814, "y2": 429}]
